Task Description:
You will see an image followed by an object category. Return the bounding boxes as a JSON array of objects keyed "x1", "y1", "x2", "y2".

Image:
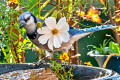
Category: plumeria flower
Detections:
[{"x1": 37, "y1": 17, "x2": 70, "y2": 50}]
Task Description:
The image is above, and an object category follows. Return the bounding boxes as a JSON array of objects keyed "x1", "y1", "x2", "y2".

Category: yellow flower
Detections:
[
  {"x1": 60, "y1": 52, "x2": 69, "y2": 62},
  {"x1": 8, "y1": 0, "x2": 19, "y2": 4},
  {"x1": 76, "y1": 11, "x2": 85, "y2": 17},
  {"x1": 116, "y1": 26, "x2": 120, "y2": 31},
  {"x1": 115, "y1": 18, "x2": 120, "y2": 22},
  {"x1": 84, "y1": 62, "x2": 93, "y2": 66}
]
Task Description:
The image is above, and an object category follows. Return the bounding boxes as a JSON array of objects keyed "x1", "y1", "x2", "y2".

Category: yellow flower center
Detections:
[
  {"x1": 52, "y1": 28, "x2": 58, "y2": 35},
  {"x1": 63, "y1": 55, "x2": 67, "y2": 59}
]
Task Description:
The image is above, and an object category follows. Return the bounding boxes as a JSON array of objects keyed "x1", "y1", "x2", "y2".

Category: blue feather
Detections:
[
  {"x1": 69, "y1": 25, "x2": 119, "y2": 36},
  {"x1": 35, "y1": 17, "x2": 44, "y2": 22},
  {"x1": 35, "y1": 17, "x2": 46, "y2": 26},
  {"x1": 18, "y1": 12, "x2": 31, "y2": 21}
]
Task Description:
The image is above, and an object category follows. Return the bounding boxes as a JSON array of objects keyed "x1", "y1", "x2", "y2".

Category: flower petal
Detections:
[
  {"x1": 58, "y1": 32, "x2": 70, "y2": 42},
  {"x1": 48, "y1": 37, "x2": 54, "y2": 50},
  {"x1": 37, "y1": 26, "x2": 51, "y2": 34},
  {"x1": 38, "y1": 33, "x2": 52, "y2": 44},
  {"x1": 56, "y1": 17, "x2": 69, "y2": 31},
  {"x1": 53, "y1": 35, "x2": 61, "y2": 48},
  {"x1": 59, "y1": 22, "x2": 69, "y2": 31},
  {"x1": 45, "y1": 17, "x2": 56, "y2": 30}
]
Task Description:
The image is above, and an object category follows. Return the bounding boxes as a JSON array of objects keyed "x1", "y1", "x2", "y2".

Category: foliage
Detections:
[
  {"x1": 88, "y1": 39, "x2": 120, "y2": 55},
  {"x1": 47, "y1": 52, "x2": 73, "y2": 80},
  {"x1": 0, "y1": 0, "x2": 119, "y2": 79},
  {"x1": 51, "y1": 61, "x2": 74, "y2": 80},
  {"x1": 0, "y1": 0, "x2": 118, "y2": 63}
]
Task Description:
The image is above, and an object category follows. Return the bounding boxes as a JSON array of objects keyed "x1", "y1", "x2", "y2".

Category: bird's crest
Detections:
[{"x1": 18, "y1": 12, "x2": 31, "y2": 22}]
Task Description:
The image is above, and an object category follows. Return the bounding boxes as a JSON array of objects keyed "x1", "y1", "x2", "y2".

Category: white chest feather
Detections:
[
  {"x1": 24, "y1": 17, "x2": 36, "y2": 34},
  {"x1": 25, "y1": 23, "x2": 36, "y2": 34}
]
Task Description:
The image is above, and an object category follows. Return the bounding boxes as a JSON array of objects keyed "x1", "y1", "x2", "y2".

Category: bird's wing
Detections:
[
  {"x1": 68, "y1": 25, "x2": 119, "y2": 37},
  {"x1": 36, "y1": 17, "x2": 119, "y2": 37},
  {"x1": 35, "y1": 17, "x2": 46, "y2": 26},
  {"x1": 36, "y1": 17, "x2": 44, "y2": 22}
]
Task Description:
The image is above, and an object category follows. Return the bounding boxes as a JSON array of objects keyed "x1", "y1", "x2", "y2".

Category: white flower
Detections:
[{"x1": 37, "y1": 17, "x2": 70, "y2": 50}]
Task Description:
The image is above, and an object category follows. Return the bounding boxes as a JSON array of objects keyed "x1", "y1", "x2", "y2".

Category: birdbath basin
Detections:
[{"x1": 0, "y1": 63, "x2": 120, "y2": 80}]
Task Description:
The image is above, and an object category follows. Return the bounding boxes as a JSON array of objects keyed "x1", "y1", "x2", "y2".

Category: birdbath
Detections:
[{"x1": 0, "y1": 63, "x2": 120, "y2": 80}]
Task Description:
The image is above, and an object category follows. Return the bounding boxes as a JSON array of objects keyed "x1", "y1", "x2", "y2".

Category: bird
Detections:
[{"x1": 18, "y1": 12, "x2": 119, "y2": 65}]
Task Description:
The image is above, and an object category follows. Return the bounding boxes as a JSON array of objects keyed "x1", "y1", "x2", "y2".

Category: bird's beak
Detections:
[{"x1": 19, "y1": 21, "x2": 26, "y2": 29}]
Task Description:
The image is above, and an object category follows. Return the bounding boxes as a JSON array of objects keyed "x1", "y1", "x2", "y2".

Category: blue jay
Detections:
[{"x1": 19, "y1": 12, "x2": 119, "y2": 58}]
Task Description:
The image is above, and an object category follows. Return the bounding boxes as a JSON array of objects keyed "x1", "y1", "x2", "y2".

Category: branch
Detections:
[
  {"x1": 105, "y1": 0, "x2": 114, "y2": 24},
  {"x1": 103, "y1": 12, "x2": 120, "y2": 25}
]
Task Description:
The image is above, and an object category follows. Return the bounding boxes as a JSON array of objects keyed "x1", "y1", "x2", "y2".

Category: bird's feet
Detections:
[
  {"x1": 32, "y1": 58, "x2": 46, "y2": 68},
  {"x1": 32, "y1": 56, "x2": 52, "y2": 68},
  {"x1": 37, "y1": 58, "x2": 46, "y2": 66}
]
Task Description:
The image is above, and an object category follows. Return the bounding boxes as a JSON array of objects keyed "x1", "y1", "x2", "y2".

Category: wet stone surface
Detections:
[{"x1": 0, "y1": 68, "x2": 58, "y2": 80}]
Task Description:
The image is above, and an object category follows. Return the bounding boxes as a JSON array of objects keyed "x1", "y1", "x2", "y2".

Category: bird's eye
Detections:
[
  {"x1": 24, "y1": 16, "x2": 30, "y2": 22},
  {"x1": 27, "y1": 17, "x2": 30, "y2": 20},
  {"x1": 24, "y1": 19, "x2": 27, "y2": 22}
]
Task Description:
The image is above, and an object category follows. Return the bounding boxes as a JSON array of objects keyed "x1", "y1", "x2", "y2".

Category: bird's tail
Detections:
[{"x1": 69, "y1": 25, "x2": 119, "y2": 36}]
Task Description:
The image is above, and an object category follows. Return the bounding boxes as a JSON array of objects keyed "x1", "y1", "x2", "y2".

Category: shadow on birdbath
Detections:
[{"x1": 0, "y1": 63, "x2": 120, "y2": 80}]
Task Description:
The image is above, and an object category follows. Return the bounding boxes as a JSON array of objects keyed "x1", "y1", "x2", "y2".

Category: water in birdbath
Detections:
[{"x1": 0, "y1": 68, "x2": 58, "y2": 80}]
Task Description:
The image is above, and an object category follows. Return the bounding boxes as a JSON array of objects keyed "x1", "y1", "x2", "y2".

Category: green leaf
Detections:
[
  {"x1": 33, "y1": 44, "x2": 36, "y2": 48},
  {"x1": 17, "y1": 54, "x2": 22, "y2": 58},
  {"x1": 23, "y1": 39, "x2": 27, "y2": 44},
  {"x1": 2, "y1": 47, "x2": 6, "y2": 56},
  {"x1": 11, "y1": 36, "x2": 18, "y2": 40},
  {"x1": 4, "y1": 53, "x2": 11, "y2": 59},
  {"x1": 19, "y1": 42, "x2": 23, "y2": 46},
  {"x1": 12, "y1": 32, "x2": 19, "y2": 37},
  {"x1": 39, "y1": 0, "x2": 50, "y2": 11},
  {"x1": 28, "y1": 43, "x2": 32, "y2": 47},
  {"x1": 5, "y1": 48, "x2": 11, "y2": 52},
  {"x1": 51, "y1": 10, "x2": 58, "y2": 19},
  {"x1": 14, "y1": 41, "x2": 18, "y2": 45}
]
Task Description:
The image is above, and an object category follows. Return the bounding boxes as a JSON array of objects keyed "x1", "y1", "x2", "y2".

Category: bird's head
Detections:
[{"x1": 18, "y1": 12, "x2": 37, "y2": 29}]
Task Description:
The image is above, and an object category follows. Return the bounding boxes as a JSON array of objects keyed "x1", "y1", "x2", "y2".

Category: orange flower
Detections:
[
  {"x1": 86, "y1": 8, "x2": 99, "y2": 18},
  {"x1": 8, "y1": 0, "x2": 19, "y2": 4},
  {"x1": 86, "y1": 8, "x2": 93, "y2": 19},
  {"x1": 84, "y1": 62, "x2": 93, "y2": 66},
  {"x1": 60, "y1": 52, "x2": 69, "y2": 62},
  {"x1": 86, "y1": 7, "x2": 101, "y2": 23},
  {"x1": 91, "y1": 14, "x2": 101, "y2": 23},
  {"x1": 76, "y1": 11, "x2": 85, "y2": 17}
]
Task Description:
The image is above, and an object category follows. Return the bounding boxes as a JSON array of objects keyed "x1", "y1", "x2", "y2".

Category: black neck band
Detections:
[{"x1": 27, "y1": 27, "x2": 37, "y2": 39}]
